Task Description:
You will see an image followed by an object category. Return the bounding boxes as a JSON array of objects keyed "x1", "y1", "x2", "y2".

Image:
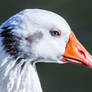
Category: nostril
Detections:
[{"x1": 78, "y1": 49, "x2": 86, "y2": 58}]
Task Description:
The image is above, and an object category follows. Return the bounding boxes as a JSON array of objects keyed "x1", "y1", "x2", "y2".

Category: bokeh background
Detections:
[{"x1": 0, "y1": 0, "x2": 92, "y2": 92}]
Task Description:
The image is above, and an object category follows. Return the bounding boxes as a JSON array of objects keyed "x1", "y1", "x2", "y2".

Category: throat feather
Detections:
[{"x1": 0, "y1": 57, "x2": 42, "y2": 92}]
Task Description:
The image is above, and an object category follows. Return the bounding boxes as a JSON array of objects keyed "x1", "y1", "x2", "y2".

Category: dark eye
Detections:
[{"x1": 50, "y1": 30, "x2": 61, "y2": 37}]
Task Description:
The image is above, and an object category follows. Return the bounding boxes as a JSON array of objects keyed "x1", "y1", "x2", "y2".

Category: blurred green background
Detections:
[{"x1": 0, "y1": 0, "x2": 92, "y2": 92}]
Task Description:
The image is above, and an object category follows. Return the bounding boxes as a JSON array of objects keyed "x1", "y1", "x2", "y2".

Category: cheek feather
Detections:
[{"x1": 31, "y1": 36, "x2": 67, "y2": 61}]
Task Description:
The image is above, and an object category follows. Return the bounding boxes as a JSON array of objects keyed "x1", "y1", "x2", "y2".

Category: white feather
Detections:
[{"x1": 0, "y1": 9, "x2": 71, "y2": 92}]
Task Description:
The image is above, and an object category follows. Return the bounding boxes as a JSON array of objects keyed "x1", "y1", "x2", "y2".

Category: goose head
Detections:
[{"x1": 0, "y1": 9, "x2": 92, "y2": 68}]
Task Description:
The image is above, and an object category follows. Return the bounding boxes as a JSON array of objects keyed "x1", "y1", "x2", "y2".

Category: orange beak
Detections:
[{"x1": 61, "y1": 31, "x2": 92, "y2": 68}]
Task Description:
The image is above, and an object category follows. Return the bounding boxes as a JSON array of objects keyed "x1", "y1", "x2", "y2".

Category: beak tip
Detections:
[
  {"x1": 87, "y1": 62, "x2": 92, "y2": 69},
  {"x1": 86, "y1": 55, "x2": 92, "y2": 68}
]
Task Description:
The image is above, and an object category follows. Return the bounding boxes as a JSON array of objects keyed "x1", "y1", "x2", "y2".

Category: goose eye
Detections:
[{"x1": 50, "y1": 30, "x2": 61, "y2": 37}]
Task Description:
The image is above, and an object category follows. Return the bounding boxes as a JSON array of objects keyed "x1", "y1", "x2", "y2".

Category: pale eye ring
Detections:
[{"x1": 50, "y1": 30, "x2": 61, "y2": 37}]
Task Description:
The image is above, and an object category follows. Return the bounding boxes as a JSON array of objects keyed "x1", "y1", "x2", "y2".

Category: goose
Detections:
[{"x1": 0, "y1": 9, "x2": 92, "y2": 92}]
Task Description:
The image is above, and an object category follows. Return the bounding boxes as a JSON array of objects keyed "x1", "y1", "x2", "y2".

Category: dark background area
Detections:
[{"x1": 0, "y1": 0, "x2": 92, "y2": 92}]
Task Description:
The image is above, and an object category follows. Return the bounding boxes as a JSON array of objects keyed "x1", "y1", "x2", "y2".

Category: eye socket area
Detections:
[{"x1": 50, "y1": 30, "x2": 61, "y2": 37}]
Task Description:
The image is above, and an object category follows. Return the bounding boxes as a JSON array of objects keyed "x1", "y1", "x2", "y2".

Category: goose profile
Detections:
[{"x1": 0, "y1": 9, "x2": 92, "y2": 92}]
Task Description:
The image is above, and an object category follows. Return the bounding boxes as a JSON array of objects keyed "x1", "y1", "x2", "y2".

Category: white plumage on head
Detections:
[
  {"x1": 0, "y1": 9, "x2": 71, "y2": 92},
  {"x1": 0, "y1": 9, "x2": 71, "y2": 63}
]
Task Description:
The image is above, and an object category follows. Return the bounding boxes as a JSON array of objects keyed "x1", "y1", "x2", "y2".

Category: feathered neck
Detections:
[{"x1": 0, "y1": 48, "x2": 42, "y2": 92}]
